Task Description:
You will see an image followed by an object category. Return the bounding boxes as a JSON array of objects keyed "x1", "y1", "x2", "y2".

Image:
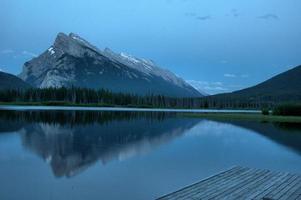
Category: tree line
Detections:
[
  {"x1": 0, "y1": 109, "x2": 174, "y2": 126},
  {"x1": 0, "y1": 87, "x2": 298, "y2": 109}
]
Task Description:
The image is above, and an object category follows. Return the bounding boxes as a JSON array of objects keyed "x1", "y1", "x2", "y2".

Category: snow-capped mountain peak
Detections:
[{"x1": 19, "y1": 32, "x2": 203, "y2": 97}]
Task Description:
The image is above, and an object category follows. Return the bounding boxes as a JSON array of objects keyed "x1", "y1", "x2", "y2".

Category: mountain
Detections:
[
  {"x1": 212, "y1": 65, "x2": 301, "y2": 102},
  {"x1": 19, "y1": 33, "x2": 202, "y2": 97},
  {"x1": 232, "y1": 65, "x2": 301, "y2": 96},
  {"x1": 0, "y1": 71, "x2": 31, "y2": 90}
]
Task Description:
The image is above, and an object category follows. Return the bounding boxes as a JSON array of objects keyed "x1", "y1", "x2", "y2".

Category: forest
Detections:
[{"x1": 1, "y1": 87, "x2": 299, "y2": 109}]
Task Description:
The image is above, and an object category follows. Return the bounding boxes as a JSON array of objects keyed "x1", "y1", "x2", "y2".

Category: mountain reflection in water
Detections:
[{"x1": 0, "y1": 110, "x2": 201, "y2": 178}]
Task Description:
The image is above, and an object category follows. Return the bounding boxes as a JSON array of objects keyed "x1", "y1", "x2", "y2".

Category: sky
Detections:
[{"x1": 1, "y1": 0, "x2": 301, "y2": 94}]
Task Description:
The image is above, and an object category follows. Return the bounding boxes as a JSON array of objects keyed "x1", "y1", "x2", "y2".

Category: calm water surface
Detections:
[{"x1": 0, "y1": 108, "x2": 300, "y2": 200}]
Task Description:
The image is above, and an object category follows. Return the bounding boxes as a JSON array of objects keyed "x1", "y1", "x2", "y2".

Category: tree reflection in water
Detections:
[{"x1": 0, "y1": 110, "x2": 201, "y2": 178}]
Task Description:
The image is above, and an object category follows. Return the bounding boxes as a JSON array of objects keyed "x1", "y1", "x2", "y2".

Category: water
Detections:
[{"x1": 0, "y1": 108, "x2": 300, "y2": 200}]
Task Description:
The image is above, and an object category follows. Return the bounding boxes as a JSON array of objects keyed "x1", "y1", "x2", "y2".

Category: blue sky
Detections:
[{"x1": 1, "y1": 0, "x2": 301, "y2": 94}]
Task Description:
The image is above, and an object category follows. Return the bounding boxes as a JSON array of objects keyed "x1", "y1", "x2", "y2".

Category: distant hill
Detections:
[
  {"x1": 19, "y1": 32, "x2": 202, "y2": 97},
  {"x1": 0, "y1": 71, "x2": 31, "y2": 90},
  {"x1": 206, "y1": 65, "x2": 301, "y2": 106},
  {"x1": 230, "y1": 65, "x2": 301, "y2": 98}
]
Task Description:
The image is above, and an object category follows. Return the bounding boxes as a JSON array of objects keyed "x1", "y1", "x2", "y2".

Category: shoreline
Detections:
[
  {"x1": 1, "y1": 104, "x2": 300, "y2": 123},
  {"x1": 181, "y1": 113, "x2": 301, "y2": 123},
  {"x1": 0, "y1": 101, "x2": 259, "y2": 110},
  {"x1": 0, "y1": 104, "x2": 259, "y2": 113}
]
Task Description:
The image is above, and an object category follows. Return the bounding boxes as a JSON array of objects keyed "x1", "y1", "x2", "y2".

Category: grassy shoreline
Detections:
[{"x1": 180, "y1": 113, "x2": 301, "y2": 123}]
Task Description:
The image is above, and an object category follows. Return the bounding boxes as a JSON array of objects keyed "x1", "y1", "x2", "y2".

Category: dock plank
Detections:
[
  {"x1": 229, "y1": 170, "x2": 277, "y2": 200},
  {"x1": 157, "y1": 166, "x2": 246, "y2": 200},
  {"x1": 288, "y1": 185, "x2": 301, "y2": 200},
  {"x1": 279, "y1": 177, "x2": 301, "y2": 200},
  {"x1": 201, "y1": 169, "x2": 269, "y2": 200},
  {"x1": 157, "y1": 167, "x2": 301, "y2": 200},
  {"x1": 264, "y1": 174, "x2": 298, "y2": 199},
  {"x1": 185, "y1": 168, "x2": 256, "y2": 199},
  {"x1": 272, "y1": 176, "x2": 301, "y2": 200},
  {"x1": 253, "y1": 173, "x2": 294, "y2": 200},
  {"x1": 244, "y1": 171, "x2": 287, "y2": 200},
  {"x1": 175, "y1": 167, "x2": 247, "y2": 199}
]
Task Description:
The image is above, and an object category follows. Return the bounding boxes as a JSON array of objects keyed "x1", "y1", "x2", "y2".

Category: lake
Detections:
[{"x1": 0, "y1": 108, "x2": 301, "y2": 200}]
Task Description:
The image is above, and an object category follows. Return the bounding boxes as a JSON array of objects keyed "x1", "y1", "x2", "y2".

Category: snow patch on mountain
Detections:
[
  {"x1": 48, "y1": 47, "x2": 55, "y2": 55},
  {"x1": 103, "y1": 48, "x2": 191, "y2": 89},
  {"x1": 120, "y1": 53, "x2": 140, "y2": 63}
]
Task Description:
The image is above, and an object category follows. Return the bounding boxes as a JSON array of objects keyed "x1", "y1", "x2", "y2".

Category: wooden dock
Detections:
[{"x1": 157, "y1": 166, "x2": 301, "y2": 200}]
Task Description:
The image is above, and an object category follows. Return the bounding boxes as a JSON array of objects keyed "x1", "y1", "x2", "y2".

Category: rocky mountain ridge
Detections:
[{"x1": 19, "y1": 33, "x2": 202, "y2": 97}]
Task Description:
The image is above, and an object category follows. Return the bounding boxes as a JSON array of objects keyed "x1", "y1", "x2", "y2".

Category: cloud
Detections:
[
  {"x1": 231, "y1": 9, "x2": 240, "y2": 17},
  {"x1": 224, "y1": 73, "x2": 236, "y2": 78},
  {"x1": 187, "y1": 80, "x2": 228, "y2": 95},
  {"x1": 224, "y1": 73, "x2": 249, "y2": 78},
  {"x1": 1, "y1": 49, "x2": 38, "y2": 58},
  {"x1": 196, "y1": 15, "x2": 212, "y2": 21},
  {"x1": 187, "y1": 80, "x2": 246, "y2": 95},
  {"x1": 258, "y1": 14, "x2": 279, "y2": 20},
  {"x1": 22, "y1": 50, "x2": 38, "y2": 57},
  {"x1": 185, "y1": 12, "x2": 212, "y2": 21},
  {"x1": 1, "y1": 49, "x2": 14, "y2": 54}
]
